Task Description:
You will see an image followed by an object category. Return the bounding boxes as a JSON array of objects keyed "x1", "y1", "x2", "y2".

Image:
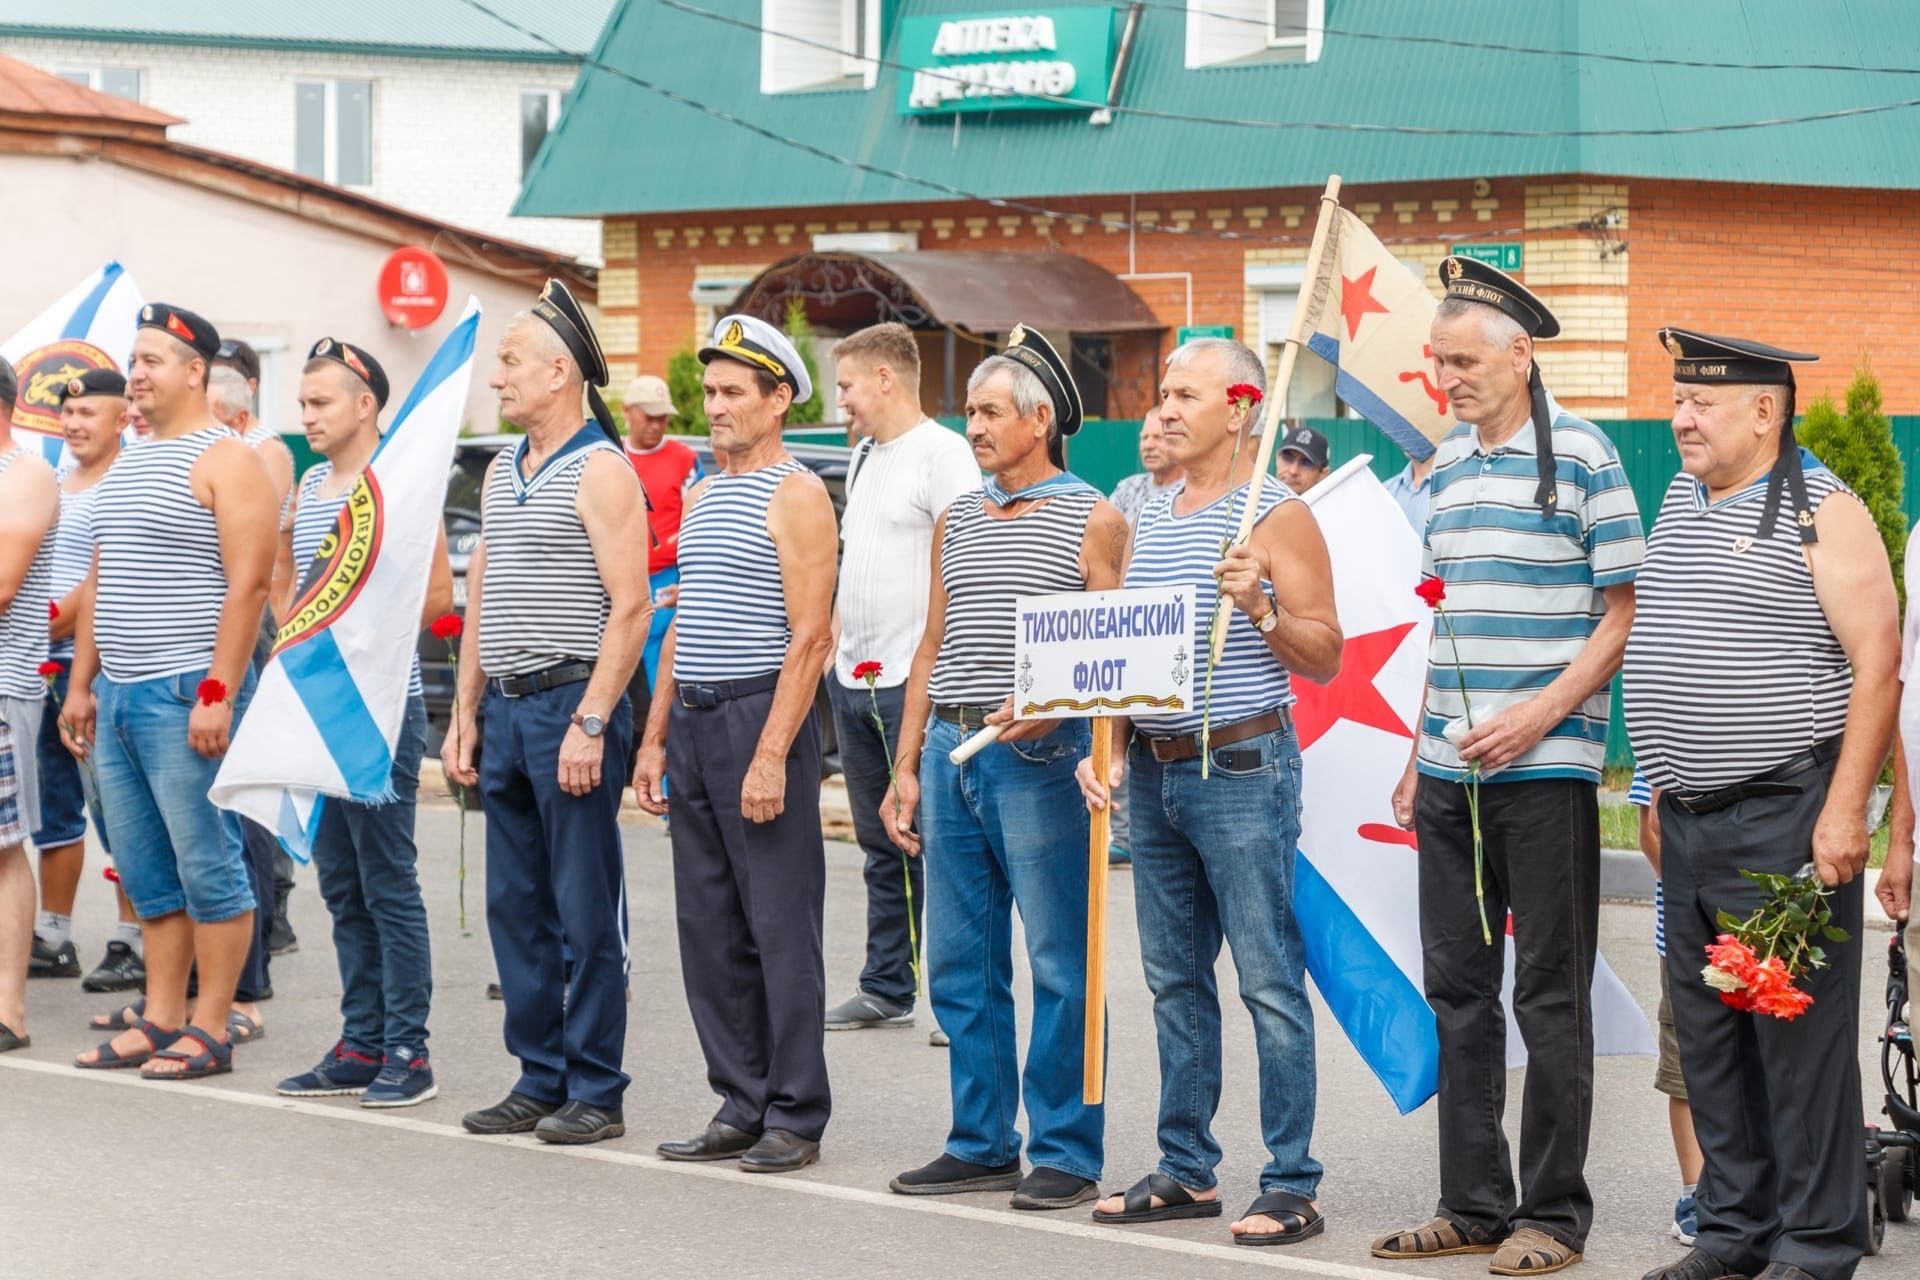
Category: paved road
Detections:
[{"x1": 1, "y1": 804, "x2": 1910, "y2": 1279}]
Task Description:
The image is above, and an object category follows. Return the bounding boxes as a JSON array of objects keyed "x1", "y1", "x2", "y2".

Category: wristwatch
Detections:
[
  {"x1": 1250, "y1": 595, "x2": 1280, "y2": 634},
  {"x1": 571, "y1": 712, "x2": 606, "y2": 738}
]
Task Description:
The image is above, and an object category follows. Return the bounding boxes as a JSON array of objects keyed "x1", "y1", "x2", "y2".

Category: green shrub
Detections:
[
  {"x1": 781, "y1": 298, "x2": 824, "y2": 426},
  {"x1": 666, "y1": 347, "x2": 708, "y2": 435},
  {"x1": 1798, "y1": 362, "x2": 1904, "y2": 596}
]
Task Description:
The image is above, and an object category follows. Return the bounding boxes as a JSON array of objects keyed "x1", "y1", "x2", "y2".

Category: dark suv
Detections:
[{"x1": 419, "y1": 434, "x2": 851, "y2": 773}]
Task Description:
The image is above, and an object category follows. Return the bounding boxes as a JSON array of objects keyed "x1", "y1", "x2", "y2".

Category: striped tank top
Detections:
[
  {"x1": 1126, "y1": 481, "x2": 1296, "y2": 735},
  {"x1": 294, "y1": 463, "x2": 424, "y2": 697},
  {"x1": 92, "y1": 426, "x2": 231, "y2": 682},
  {"x1": 0, "y1": 447, "x2": 55, "y2": 698},
  {"x1": 477, "y1": 431, "x2": 619, "y2": 678},
  {"x1": 46, "y1": 475, "x2": 102, "y2": 661},
  {"x1": 673, "y1": 459, "x2": 807, "y2": 682},
  {"x1": 929, "y1": 486, "x2": 1099, "y2": 705},
  {"x1": 1623, "y1": 460, "x2": 1852, "y2": 793}
]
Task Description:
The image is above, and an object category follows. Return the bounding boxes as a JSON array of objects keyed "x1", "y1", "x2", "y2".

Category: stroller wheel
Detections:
[
  {"x1": 1884, "y1": 1145, "x2": 1914, "y2": 1222},
  {"x1": 1868, "y1": 1182, "x2": 1886, "y2": 1256}
]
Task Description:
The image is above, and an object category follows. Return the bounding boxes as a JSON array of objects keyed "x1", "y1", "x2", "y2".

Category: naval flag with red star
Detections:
[
  {"x1": 1301, "y1": 208, "x2": 1454, "y2": 460},
  {"x1": 1291, "y1": 458, "x2": 1653, "y2": 1114}
]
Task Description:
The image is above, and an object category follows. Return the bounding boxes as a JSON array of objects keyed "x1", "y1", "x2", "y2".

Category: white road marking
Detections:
[{"x1": 0, "y1": 1055, "x2": 1432, "y2": 1279}]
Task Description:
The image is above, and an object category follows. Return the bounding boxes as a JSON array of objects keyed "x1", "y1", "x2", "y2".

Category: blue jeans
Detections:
[
  {"x1": 312, "y1": 694, "x2": 431, "y2": 1058},
  {"x1": 33, "y1": 664, "x2": 106, "y2": 850},
  {"x1": 920, "y1": 716, "x2": 1103, "y2": 1181},
  {"x1": 95, "y1": 667, "x2": 257, "y2": 923},
  {"x1": 827, "y1": 678, "x2": 923, "y2": 1008},
  {"x1": 1127, "y1": 726, "x2": 1321, "y2": 1197},
  {"x1": 642, "y1": 567, "x2": 679, "y2": 693}
]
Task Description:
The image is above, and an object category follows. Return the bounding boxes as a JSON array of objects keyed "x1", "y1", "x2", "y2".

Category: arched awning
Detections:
[{"x1": 726, "y1": 250, "x2": 1162, "y2": 336}]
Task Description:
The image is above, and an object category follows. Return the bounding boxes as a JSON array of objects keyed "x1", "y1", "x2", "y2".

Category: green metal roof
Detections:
[
  {"x1": 519, "y1": 0, "x2": 1920, "y2": 216},
  {"x1": 0, "y1": 1, "x2": 615, "y2": 60}
]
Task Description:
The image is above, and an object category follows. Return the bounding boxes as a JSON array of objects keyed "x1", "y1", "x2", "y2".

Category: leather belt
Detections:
[
  {"x1": 1668, "y1": 735, "x2": 1843, "y2": 816},
  {"x1": 678, "y1": 671, "x2": 780, "y2": 709},
  {"x1": 933, "y1": 703, "x2": 1000, "y2": 733},
  {"x1": 1133, "y1": 707, "x2": 1292, "y2": 764},
  {"x1": 491, "y1": 661, "x2": 592, "y2": 699}
]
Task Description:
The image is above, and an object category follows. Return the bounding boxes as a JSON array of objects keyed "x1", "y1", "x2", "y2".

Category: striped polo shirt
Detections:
[
  {"x1": 0, "y1": 447, "x2": 54, "y2": 699},
  {"x1": 1417, "y1": 397, "x2": 1644, "y2": 784},
  {"x1": 1623, "y1": 456, "x2": 1851, "y2": 794},
  {"x1": 45, "y1": 475, "x2": 103, "y2": 661},
  {"x1": 673, "y1": 459, "x2": 807, "y2": 682},
  {"x1": 930, "y1": 486, "x2": 1099, "y2": 706},
  {"x1": 92, "y1": 426, "x2": 232, "y2": 683},
  {"x1": 293, "y1": 463, "x2": 424, "y2": 698},
  {"x1": 476, "y1": 429, "x2": 619, "y2": 679},
  {"x1": 1126, "y1": 481, "x2": 1295, "y2": 735}
]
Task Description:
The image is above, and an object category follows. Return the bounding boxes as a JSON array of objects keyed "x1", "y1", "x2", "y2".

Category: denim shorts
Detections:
[
  {"x1": 33, "y1": 664, "x2": 101, "y2": 849},
  {"x1": 95, "y1": 667, "x2": 257, "y2": 923}
]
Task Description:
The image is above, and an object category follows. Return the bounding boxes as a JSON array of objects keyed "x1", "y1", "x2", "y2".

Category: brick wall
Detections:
[
  {"x1": 0, "y1": 36, "x2": 598, "y2": 261},
  {"x1": 1627, "y1": 179, "x2": 1920, "y2": 416}
]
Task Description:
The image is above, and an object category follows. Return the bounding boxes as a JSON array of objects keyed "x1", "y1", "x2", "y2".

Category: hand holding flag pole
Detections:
[{"x1": 1207, "y1": 175, "x2": 1344, "y2": 664}]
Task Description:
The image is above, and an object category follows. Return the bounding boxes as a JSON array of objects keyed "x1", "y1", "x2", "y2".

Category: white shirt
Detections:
[{"x1": 834, "y1": 419, "x2": 981, "y2": 688}]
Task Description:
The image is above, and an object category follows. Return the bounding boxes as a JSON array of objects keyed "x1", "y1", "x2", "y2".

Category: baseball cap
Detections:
[
  {"x1": 1278, "y1": 424, "x2": 1330, "y2": 470},
  {"x1": 624, "y1": 374, "x2": 674, "y2": 417}
]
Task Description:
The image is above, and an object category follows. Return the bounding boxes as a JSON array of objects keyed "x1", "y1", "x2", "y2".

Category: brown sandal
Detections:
[
  {"x1": 1371, "y1": 1215, "x2": 1498, "y2": 1260},
  {"x1": 1490, "y1": 1226, "x2": 1583, "y2": 1276}
]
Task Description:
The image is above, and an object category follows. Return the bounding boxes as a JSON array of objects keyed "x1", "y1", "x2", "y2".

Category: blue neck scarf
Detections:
[{"x1": 982, "y1": 470, "x2": 1098, "y2": 508}]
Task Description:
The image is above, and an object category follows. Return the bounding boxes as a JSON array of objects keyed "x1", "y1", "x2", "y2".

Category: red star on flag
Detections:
[
  {"x1": 1292, "y1": 622, "x2": 1417, "y2": 751},
  {"x1": 1339, "y1": 266, "x2": 1391, "y2": 341}
]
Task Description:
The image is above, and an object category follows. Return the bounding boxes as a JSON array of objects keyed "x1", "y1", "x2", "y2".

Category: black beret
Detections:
[
  {"x1": 215, "y1": 337, "x2": 262, "y2": 384},
  {"x1": 1000, "y1": 323, "x2": 1084, "y2": 437},
  {"x1": 1438, "y1": 256, "x2": 1559, "y2": 340},
  {"x1": 531, "y1": 277, "x2": 608, "y2": 388},
  {"x1": 137, "y1": 302, "x2": 221, "y2": 361},
  {"x1": 308, "y1": 336, "x2": 391, "y2": 409},
  {"x1": 57, "y1": 368, "x2": 127, "y2": 402},
  {"x1": 1658, "y1": 327, "x2": 1817, "y2": 386}
]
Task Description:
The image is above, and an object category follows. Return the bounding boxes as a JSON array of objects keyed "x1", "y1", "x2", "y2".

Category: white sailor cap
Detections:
[{"x1": 699, "y1": 313, "x2": 812, "y2": 407}]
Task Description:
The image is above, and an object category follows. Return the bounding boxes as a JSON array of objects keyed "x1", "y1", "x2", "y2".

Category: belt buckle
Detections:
[
  {"x1": 680, "y1": 684, "x2": 718, "y2": 710},
  {"x1": 496, "y1": 677, "x2": 523, "y2": 700},
  {"x1": 1147, "y1": 736, "x2": 1181, "y2": 764}
]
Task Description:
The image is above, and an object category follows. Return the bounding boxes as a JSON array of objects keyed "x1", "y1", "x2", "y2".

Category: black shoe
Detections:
[
  {"x1": 1010, "y1": 1167, "x2": 1099, "y2": 1210},
  {"x1": 485, "y1": 982, "x2": 503, "y2": 1000},
  {"x1": 268, "y1": 888, "x2": 298, "y2": 956},
  {"x1": 739, "y1": 1128, "x2": 819, "y2": 1173},
  {"x1": 534, "y1": 1100, "x2": 625, "y2": 1146},
  {"x1": 82, "y1": 940, "x2": 146, "y2": 993},
  {"x1": 28, "y1": 936, "x2": 80, "y2": 979},
  {"x1": 657, "y1": 1121, "x2": 760, "y2": 1162},
  {"x1": 461, "y1": 1091, "x2": 559, "y2": 1135},
  {"x1": 889, "y1": 1153, "x2": 1022, "y2": 1195},
  {"x1": 1641, "y1": 1248, "x2": 1750, "y2": 1280}
]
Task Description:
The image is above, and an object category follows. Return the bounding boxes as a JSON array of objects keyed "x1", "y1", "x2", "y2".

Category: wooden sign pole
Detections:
[{"x1": 1084, "y1": 717, "x2": 1111, "y2": 1105}]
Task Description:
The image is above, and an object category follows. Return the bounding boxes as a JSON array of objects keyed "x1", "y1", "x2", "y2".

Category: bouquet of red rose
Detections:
[{"x1": 1700, "y1": 864, "x2": 1847, "y2": 1021}]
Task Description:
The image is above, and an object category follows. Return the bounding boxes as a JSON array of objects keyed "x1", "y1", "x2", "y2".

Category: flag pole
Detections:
[
  {"x1": 1209, "y1": 174, "x2": 1343, "y2": 662},
  {"x1": 1083, "y1": 716, "x2": 1111, "y2": 1105}
]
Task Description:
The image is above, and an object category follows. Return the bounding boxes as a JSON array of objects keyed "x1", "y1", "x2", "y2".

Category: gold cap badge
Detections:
[{"x1": 1007, "y1": 323, "x2": 1028, "y2": 346}]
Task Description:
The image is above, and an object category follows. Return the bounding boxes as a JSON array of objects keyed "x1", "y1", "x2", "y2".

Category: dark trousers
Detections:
[
  {"x1": 1414, "y1": 775, "x2": 1600, "y2": 1251},
  {"x1": 826, "y1": 678, "x2": 923, "y2": 1008},
  {"x1": 1660, "y1": 762, "x2": 1866, "y2": 1280},
  {"x1": 667, "y1": 687, "x2": 830, "y2": 1141},
  {"x1": 480, "y1": 684, "x2": 633, "y2": 1111},
  {"x1": 235, "y1": 817, "x2": 276, "y2": 1001}
]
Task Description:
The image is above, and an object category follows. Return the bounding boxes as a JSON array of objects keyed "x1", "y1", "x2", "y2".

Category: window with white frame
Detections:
[
  {"x1": 1187, "y1": 0, "x2": 1323, "y2": 68},
  {"x1": 57, "y1": 67, "x2": 143, "y2": 101},
  {"x1": 294, "y1": 79, "x2": 373, "y2": 187},
  {"x1": 762, "y1": 0, "x2": 880, "y2": 94},
  {"x1": 520, "y1": 89, "x2": 566, "y2": 177}
]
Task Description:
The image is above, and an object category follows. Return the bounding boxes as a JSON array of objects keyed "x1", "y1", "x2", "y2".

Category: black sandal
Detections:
[
  {"x1": 140, "y1": 1025, "x2": 233, "y2": 1081},
  {"x1": 1090, "y1": 1173, "x2": 1224, "y2": 1225},
  {"x1": 1233, "y1": 1190, "x2": 1324, "y2": 1247}
]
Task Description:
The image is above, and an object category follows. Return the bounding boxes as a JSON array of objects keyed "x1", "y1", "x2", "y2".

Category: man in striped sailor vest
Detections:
[
  {"x1": 1624, "y1": 331, "x2": 1898, "y2": 1280},
  {"x1": 1075, "y1": 337, "x2": 1343, "y2": 1244},
  {"x1": 444, "y1": 280, "x2": 652, "y2": 1146},
  {"x1": 635, "y1": 313, "x2": 839, "y2": 1173},
  {"x1": 879, "y1": 326, "x2": 1129, "y2": 1210},
  {"x1": 1376, "y1": 260, "x2": 1645, "y2": 1275},
  {"x1": 62, "y1": 304, "x2": 279, "y2": 1080}
]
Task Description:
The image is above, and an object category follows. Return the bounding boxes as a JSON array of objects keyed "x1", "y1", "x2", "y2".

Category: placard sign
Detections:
[{"x1": 1013, "y1": 585, "x2": 1196, "y2": 721}]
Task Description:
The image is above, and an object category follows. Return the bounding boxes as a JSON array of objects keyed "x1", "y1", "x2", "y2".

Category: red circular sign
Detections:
[{"x1": 377, "y1": 246, "x2": 449, "y2": 329}]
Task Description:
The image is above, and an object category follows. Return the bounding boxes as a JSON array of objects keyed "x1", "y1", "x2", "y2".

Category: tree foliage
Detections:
[
  {"x1": 1798, "y1": 362, "x2": 1905, "y2": 598},
  {"x1": 781, "y1": 298, "x2": 824, "y2": 426},
  {"x1": 666, "y1": 347, "x2": 708, "y2": 435}
]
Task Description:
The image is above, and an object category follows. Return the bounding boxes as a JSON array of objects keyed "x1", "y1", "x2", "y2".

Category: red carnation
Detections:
[
  {"x1": 1226, "y1": 382, "x2": 1264, "y2": 408},
  {"x1": 430, "y1": 613, "x2": 463, "y2": 642},
  {"x1": 196, "y1": 678, "x2": 228, "y2": 707},
  {"x1": 1415, "y1": 576, "x2": 1447, "y2": 608},
  {"x1": 852, "y1": 660, "x2": 884, "y2": 683},
  {"x1": 48, "y1": 600, "x2": 59, "y2": 620},
  {"x1": 103, "y1": 866, "x2": 120, "y2": 884},
  {"x1": 37, "y1": 661, "x2": 61, "y2": 677}
]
